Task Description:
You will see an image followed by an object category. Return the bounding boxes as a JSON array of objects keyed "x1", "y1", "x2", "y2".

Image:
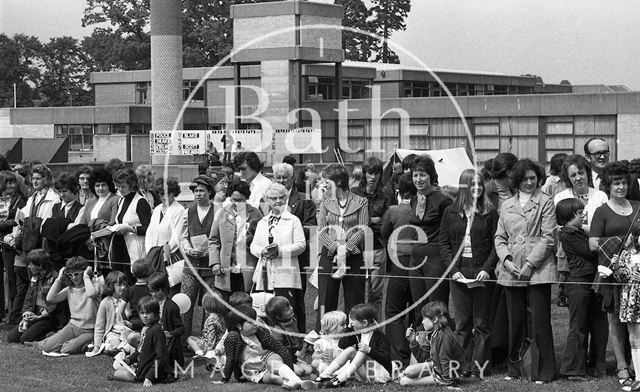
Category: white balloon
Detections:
[{"x1": 172, "y1": 293, "x2": 192, "y2": 314}]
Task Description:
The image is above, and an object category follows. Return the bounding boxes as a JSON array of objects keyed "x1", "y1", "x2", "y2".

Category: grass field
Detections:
[{"x1": 0, "y1": 285, "x2": 626, "y2": 392}]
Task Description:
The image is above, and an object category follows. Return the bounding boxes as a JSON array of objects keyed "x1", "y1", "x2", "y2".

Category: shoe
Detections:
[
  {"x1": 315, "y1": 376, "x2": 332, "y2": 383},
  {"x1": 282, "y1": 380, "x2": 301, "y2": 390},
  {"x1": 300, "y1": 380, "x2": 318, "y2": 390},
  {"x1": 624, "y1": 380, "x2": 640, "y2": 392},
  {"x1": 324, "y1": 378, "x2": 346, "y2": 388},
  {"x1": 503, "y1": 376, "x2": 517, "y2": 381},
  {"x1": 533, "y1": 380, "x2": 545, "y2": 385},
  {"x1": 619, "y1": 368, "x2": 633, "y2": 385}
]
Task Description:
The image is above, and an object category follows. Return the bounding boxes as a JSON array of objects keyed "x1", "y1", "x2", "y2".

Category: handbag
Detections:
[{"x1": 510, "y1": 338, "x2": 532, "y2": 381}]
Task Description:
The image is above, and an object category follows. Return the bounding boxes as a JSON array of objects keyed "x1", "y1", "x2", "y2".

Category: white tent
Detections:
[{"x1": 384, "y1": 147, "x2": 474, "y2": 187}]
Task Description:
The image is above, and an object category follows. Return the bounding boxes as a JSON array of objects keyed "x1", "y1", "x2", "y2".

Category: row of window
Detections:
[
  {"x1": 403, "y1": 81, "x2": 534, "y2": 97},
  {"x1": 135, "y1": 81, "x2": 204, "y2": 105}
]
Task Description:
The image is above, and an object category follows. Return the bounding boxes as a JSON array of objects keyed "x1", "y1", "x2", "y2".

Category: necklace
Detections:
[
  {"x1": 610, "y1": 200, "x2": 631, "y2": 215},
  {"x1": 337, "y1": 196, "x2": 349, "y2": 209}
]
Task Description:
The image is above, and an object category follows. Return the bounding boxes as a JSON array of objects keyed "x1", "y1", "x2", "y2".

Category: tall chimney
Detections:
[{"x1": 150, "y1": 0, "x2": 183, "y2": 164}]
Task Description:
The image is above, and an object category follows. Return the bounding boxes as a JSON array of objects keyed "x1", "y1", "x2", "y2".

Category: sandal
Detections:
[
  {"x1": 618, "y1": 368, "x2": 633, "y2": 386},
  {"x1": 324, "y1": 378, "x2": 346, "y2": 389},
  {"x1": 315, "y1": 376, "x2": 332, "y2": 383}
]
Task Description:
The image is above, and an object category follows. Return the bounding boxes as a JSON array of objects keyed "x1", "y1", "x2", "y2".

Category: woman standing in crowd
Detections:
[
  {"x1": 9, "y1": 164, "x2": 60, "y2": 326},
  {"x1": 210, "y1": 181, "x2": 262, "y2": 298},
  {"x1": 542, "y1": 153, "x2": 568, "y2": 199},
  {"x1": 316, "y1": 164, "x2": 369, "y2": 325},
  {"x1": 590, "y1": 162, "x2": 640, "y2": 385},
  {"x1": 75, "y1": 165, "x2": 96, "y2": 207},
  {"x1": 408, "y1": 155, "x2": 452, "y2": 315},
  {"x1": 494, "y1": 158, "x2": 557, "y2": 383},
  {"x1": 250, "y1": 183, "x2": 306, "y2": 320},
  {"x1": 144, "y1": 177, "x2": 184, "y2": 257},
  {"x1": 79, "y1": 168, "x2": 119, "y2": 229},
  {"x1": 135, "y1": 164, "x2": 161, "y2": 208},
  {"x1": 111, "y1": 168, "x2": 151, "y2": 275},
  {"x1": 0, "y1": 170, "x2": 26, "y2": 324},
  {"x1": 178, "y1": 175, "x2": 218, "y2": 339},
  {"x1": 440, "y1": 168, "x2": 499, "y2": 377}
]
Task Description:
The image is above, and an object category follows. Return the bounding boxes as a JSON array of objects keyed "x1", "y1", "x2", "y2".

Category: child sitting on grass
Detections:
[
  {"x1": 87, "y1": 271, "x2": 128, "y2": 356},
  {"x1": 39, "y1": 256, "x2": 100, "y2": 355},
  {"x1": 265, "y1": 296, "x2": 313, "y2": 376},
  {"x1": 7, "y1": 249, "x2": 66, "y2": 345},
  {"x1": 147, "y1": 272, "x2": 185, "y2": 367},
  {"x1": 311, "y1": 311, "x2": 347, "y2": 374},
  {"x1": 187, "y1": 290, "x2": 226, "y2": 359},
  {"x1": 400, "y1": 301, "x2": 464, "y2": 387},
  {"x1": 316, "y1": 303, "x2": 392, "y2": 387},
  {"x1": 112, "y1": 296, "x2": 173, "y2": 387},
  {"x1": 222, "y1": 304, "x2": 314, "y2": 390}
]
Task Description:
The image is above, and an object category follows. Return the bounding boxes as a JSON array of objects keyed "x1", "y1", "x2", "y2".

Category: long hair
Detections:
[{"x1": 454, "y1": 169, "x2": 494, "y2": 216}]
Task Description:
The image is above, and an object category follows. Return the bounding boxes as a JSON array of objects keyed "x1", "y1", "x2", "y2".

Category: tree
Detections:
[
  {"x1": 39, "y1": 37, "x2": 93, "y2": 106},
  {"x1": 334, "y1": 0, "x2": 376, "y2": 62},
  {"x1": 81, "y1": 0, "x2": 280, "y2": 71},
  {"x1": 0, "y1": 34, "x2": 42, "y2": 107},
  {"x1": 369, "y1": 0, "x2": 411, "y2": 63}
]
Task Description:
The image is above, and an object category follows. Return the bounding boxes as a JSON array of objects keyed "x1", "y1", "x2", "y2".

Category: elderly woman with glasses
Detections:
[{"x1": 250, "y1": 183, "x2": 306, "y2": 321}]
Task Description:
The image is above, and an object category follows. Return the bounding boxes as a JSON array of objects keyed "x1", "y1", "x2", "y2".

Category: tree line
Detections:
[{"x1": 0, "y1": 0, "x2": 410, "y2": 108}]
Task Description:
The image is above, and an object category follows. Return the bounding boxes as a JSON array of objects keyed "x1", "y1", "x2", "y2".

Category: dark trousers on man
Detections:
[
  {"x1": 504, "y1": 284, "x2": 555, "y2": 382},
  {"x1": 7, "y1": 317, "x2": 58, "y2": 344},
  {"x1": 450, "y1": 280, "x2": 492, "y2": 375},
  {"x1": 561, "y1": 279, "x2": 608, "y2": 376},
  {"x1": 316, "y1": 249, "x2": 365, "y2": 330},
  {"x1": 409, "y1": 243, "x2": 449, "y2": 321},
  {"x1": 8, "y1": 266, "x2": 28, "y2": 326},
  {"x1": 384, "y1": 255, "x2": 413, "y2": 366},
  {"x1": 1, "y1": 247, "x2": 17, "y2": 320}
]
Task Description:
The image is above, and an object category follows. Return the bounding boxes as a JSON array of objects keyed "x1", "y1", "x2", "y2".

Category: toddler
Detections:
[
  {"x1": 87, "y1": 271, "x2": 129, "y2": 356},
  {"x1": 187, "y1": 290, "x2": 226, "y2": 365},
  {"x1": 147, "y1": 272, "x2": 185, "y2": 367},
  {"x1": 311, "y1": 311, "x2": 347, "y2": 374}
]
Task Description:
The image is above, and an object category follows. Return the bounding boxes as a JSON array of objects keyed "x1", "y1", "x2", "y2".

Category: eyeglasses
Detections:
[
  {"x1": 66, "y1": 271, "x2": 83, "y2": 278},
  {"x1": 589, "y1": 150, "x2": 610, "y2": 158}
]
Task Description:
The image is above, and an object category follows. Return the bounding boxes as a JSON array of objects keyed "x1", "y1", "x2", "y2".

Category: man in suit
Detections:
[
  {"x1": 272, "y1": 163, "x2": 317, "y2": 332},
  {"x1": 584, "y1": 137, "x2": 640, "y2": 200}
]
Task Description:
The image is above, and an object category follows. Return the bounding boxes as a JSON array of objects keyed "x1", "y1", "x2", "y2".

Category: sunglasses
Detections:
[{"x1": 66, "y1": 271, "x2": 83, "y2": 278}]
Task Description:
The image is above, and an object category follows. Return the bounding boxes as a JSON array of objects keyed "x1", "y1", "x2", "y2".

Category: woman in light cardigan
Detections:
[
  {"x1": 250, "y1": 183, "x2": 306, "y2": 319},
  {"x1": 144, "y1": 177, "x2": 184, "y2": 254}
]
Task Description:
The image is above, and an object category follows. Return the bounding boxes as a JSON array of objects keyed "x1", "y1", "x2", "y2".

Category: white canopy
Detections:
[{"x1": 385, "y1": 147, "x2": 474, "y2": 186}]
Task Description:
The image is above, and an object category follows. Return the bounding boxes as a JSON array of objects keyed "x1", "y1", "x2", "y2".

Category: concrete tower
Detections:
[{"x1": 150, "y1": 0, "x2": 183, "y2": 164}]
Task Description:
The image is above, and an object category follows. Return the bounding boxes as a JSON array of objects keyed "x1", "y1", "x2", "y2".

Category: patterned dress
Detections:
[{"x1": 618, "y1": 250, "x2": 640, "y2": 322}]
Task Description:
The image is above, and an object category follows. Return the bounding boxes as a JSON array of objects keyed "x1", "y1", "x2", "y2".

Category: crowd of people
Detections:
[{"x1": 1, "y1": 137, "x2": 640, "y2": 390}]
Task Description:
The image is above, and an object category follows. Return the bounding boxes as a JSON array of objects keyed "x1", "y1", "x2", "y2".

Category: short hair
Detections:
[
  {"x1": 560, "y1": 154, "x2": 593, "y2": 189},
  {"x1": 154, "y1": 177, "x2": 181, "y2": 197},
  {"x1": 272, "y1": 163, "x2": 294, "y2": 178},
  {"x1": 282, "y1": 156, "x2": 297, "y2": 166},
  {"x1": 146, "y1": 272, "x2": 169, "y2": 293},
  {"x1": 91, "y1": 167, "x2": 116, "y2": 193},
  {"x1": 349, "y1": 303, "x2": 378, "y2": 323},
  {"x1": 583, "y1": 137, "x2": 607, "y2": 155},
  {"x1": 225, "y1": 304, "x2": 257, "y2": 332},
  {"x1": 227, "y1": 181, "x2": 251, "y2": 199},
  {"x1": 402, "y1": 154, "x2": 417, "y2": 172},
  {"x1": 137, "y1": 296, "x2": 160, "y2": 318},
  {"x1": 103, "y1": 271, "x2": 128, "y2": 297},
  {"x1": 549, "y1": 153, "x2": 568, "y2": 176},
  {"x1": 320, "y1": 310, "x2": 347, "y2": 335},
  {"x1": 360, "y1": 157, "x2": 384, "y2": 190},
  {"x1": 481, "y1": 159, "x2": 494, "y2": 182},
  {"x1": 54, "y1": 172, "x2": 79, "y2": 193},
  {"x1": 65, "y1": 256, "x2": 89, "y2": 272},
  {"x1": 31, "y1": 164, "x2": 52, "y2": 184},
  {"x1": 397, "y1": 173, "x2": 416, "y2": 198},
  {"x1": 113, "y1": 168, "x2": 139, "y2": 191},
  {"x1": 511, "y1": 159, "x2": 545, "y2": 189},
  {"x1": 189, "y1": 174, "x2": 215, "y2": 196},
  {"x1": 104, "y1": 158, "x2": 126, "y2": 174},
  {"x1": 555, "y1": 198, "x2": 584, "y2": 226},
  {"x1": 135, "y1": 164, "x2": 156, "y2": 192},
  {"x1": 491, "y1": 153, "x2": 518, "y2": 180},
  {"x1": 234, "y1": 151, "x2": 263, "y2": 173},
  {"x1": 75, "y1": 165, "x2": 93, "y2": 178},
  {"x1": 602, "y1": 161, "x2": 632, "y2": 196},
  {"x1": 0, "y1": 170, "x2": 16, "y2": 194},
  {"x1": 202, "y1": 291, "x2": 226, "y2": 314},
  {"x1": 265, "y1": 296, "x2": 291, "y2": 323},
  {"x1": 229, "y1": 291, "x2": 252, "y2": 307},
  {"x1": 265, "y1": 182, "x2": 287, "y2": 199},
  {"x1": 131, "y1": 259, "x2": 153, "y2": 280},
  {"x1": 630, "y1": 159, "x2": 640, "y2": 178},
  {"x1": 412, "y1": 155, "x2": 439, "y2": 186},
  {"x1": 26, "y1": 249, "x2": 52, "y2": 271},
  {"x1": 323, "y1": 164, "x2": 350, "y2": 191}
]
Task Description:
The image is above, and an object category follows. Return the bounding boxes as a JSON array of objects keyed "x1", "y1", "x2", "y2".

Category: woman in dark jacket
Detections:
[
  {"x1": 408, "y1": 155, "x2": 452, "y2": 317},
  {"x1": 440, "y1": 168, "x2": 498, "y2": 377}
]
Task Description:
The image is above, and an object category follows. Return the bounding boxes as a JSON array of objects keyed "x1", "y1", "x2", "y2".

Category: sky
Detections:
[{"x1": 2, "y1": 0, "x2": 639, "y2": 89}]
